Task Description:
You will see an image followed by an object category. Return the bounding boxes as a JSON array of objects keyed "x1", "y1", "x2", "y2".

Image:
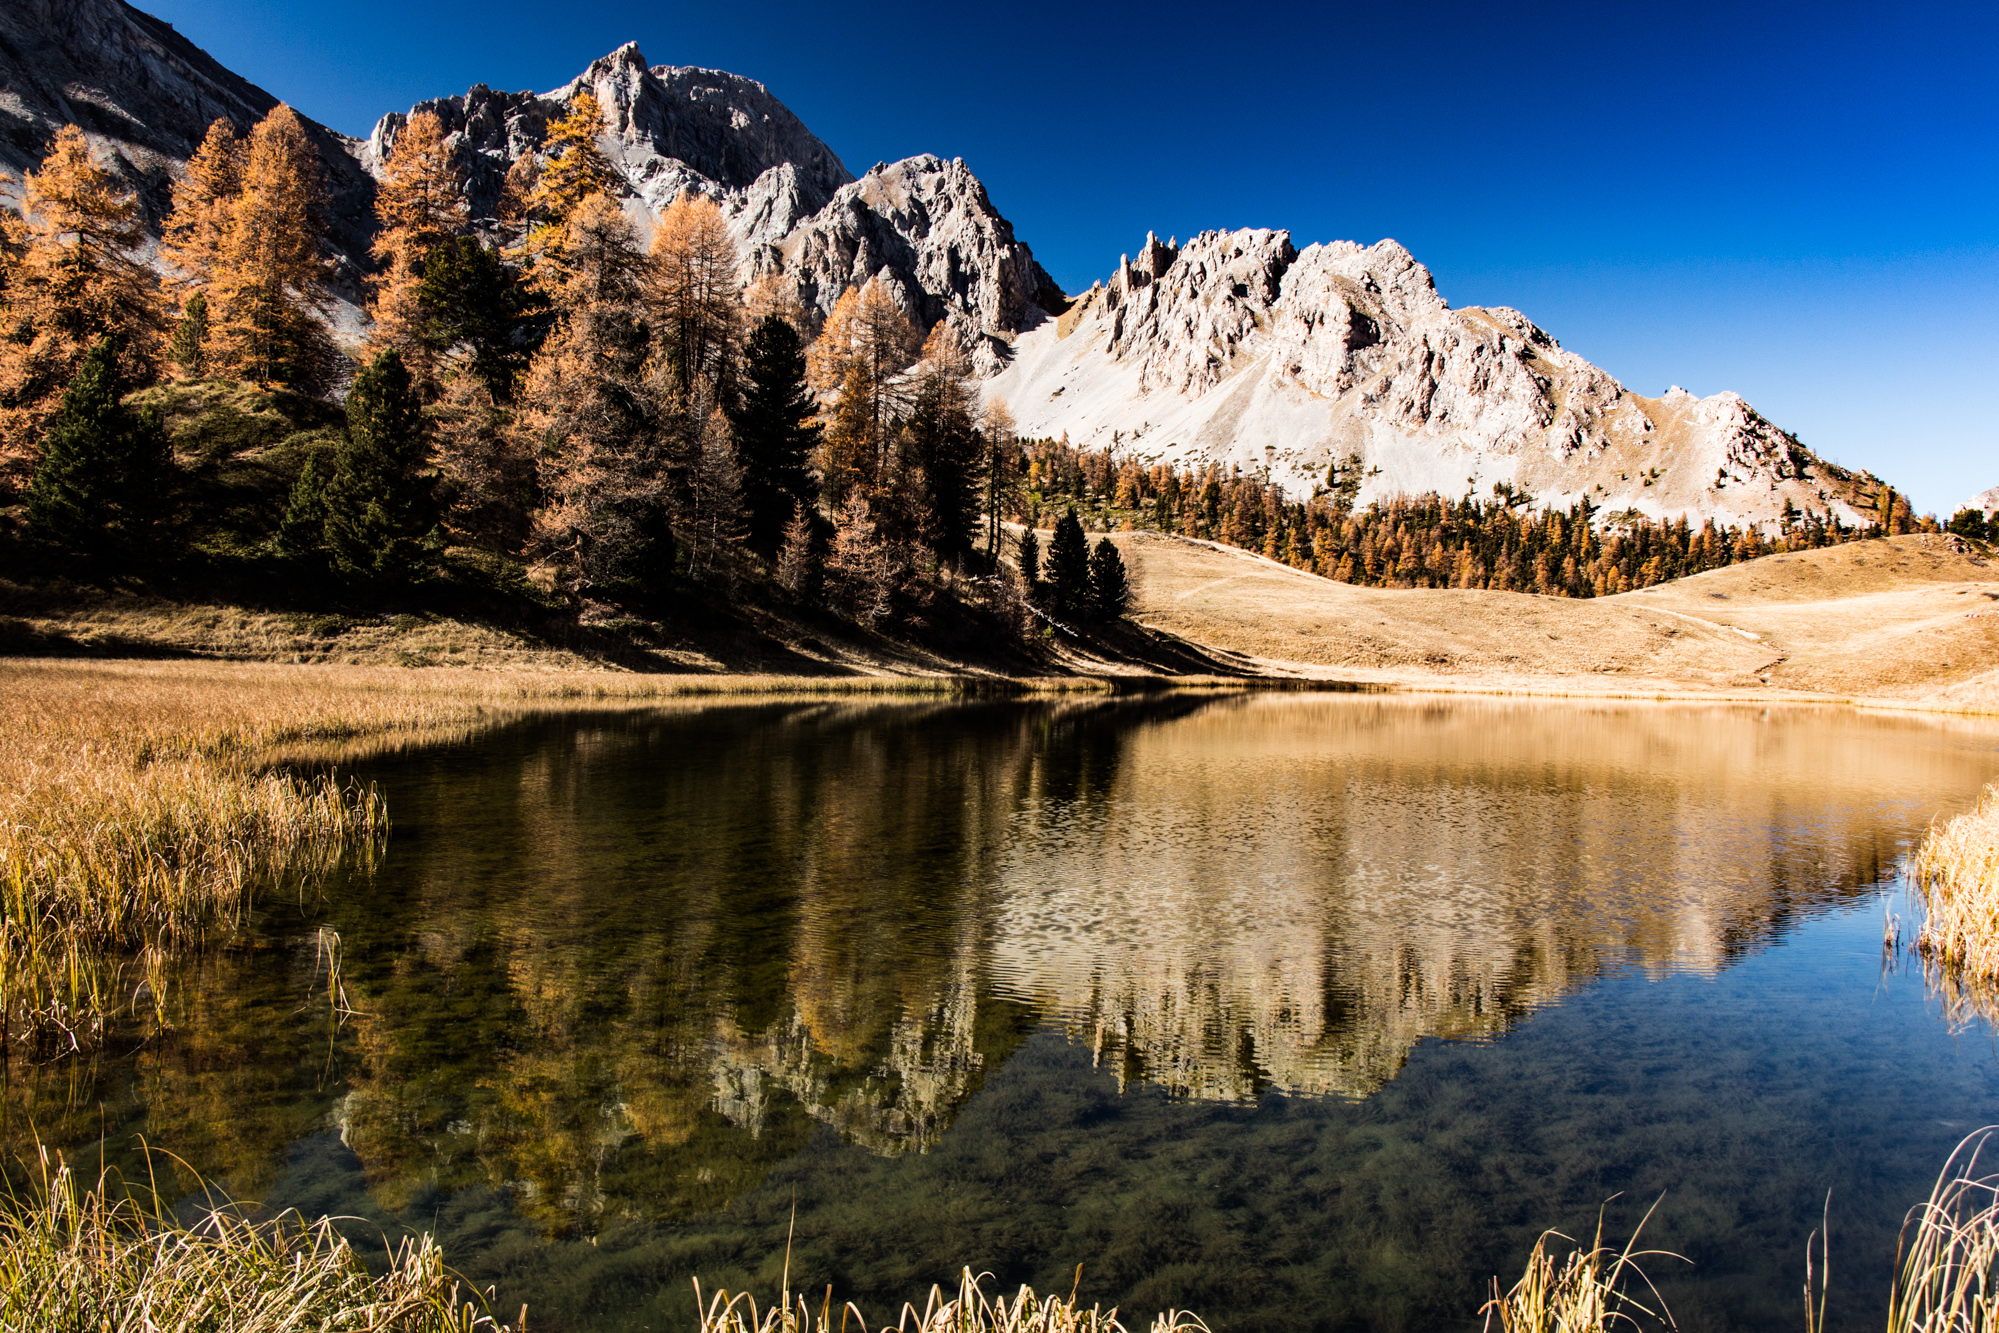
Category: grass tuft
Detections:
[
  {"x1": 0, "y1": 1148, "x2": 516, "y2": 1331},
  {"x1": 1888, "y1": 1128, "x2": 1999, "y2": 1333},
  {"x1": 696, "y1": 1265, "x2": 1207, "y2": 1333},
  {"x1": 1909, "y1": 785, "x2": 1999, "y2": 1026},
  {"x1": 1482, "y1": 1198, "x2": 1681, "y2": 1332}
]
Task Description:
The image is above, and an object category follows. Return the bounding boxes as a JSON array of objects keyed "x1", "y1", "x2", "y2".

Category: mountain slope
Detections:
[{"x1": 986, "y1": 230, "x2": 1863, "y2": 528}]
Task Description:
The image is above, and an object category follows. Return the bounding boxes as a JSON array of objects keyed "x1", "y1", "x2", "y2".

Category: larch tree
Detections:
[
  {"x1": 524, "y1": 91, "x2": 616, "y2": 262},
  {"x1": 729, "y1": 313, "x2": 819, "y2": 553},
  {"x1": 897, "y1": 322, "x2": 981, "y2": 565},
  {"x1": 323, "y1": 348, "x2": 436, "y2": 586},
  {"x1": 209, "y1": 106, "x2": 336, "y2": 391},
  {"x1": 367, "y1": 110, "x2": 467, "y2": 394},
  {"x1": 682, "y1": 406, "x2": 747, "y2": 584},
  {"x1": 776, "y1": 500, "x2": 817, "y2": 595},
  {"x1": 517, "y1": 194, "x2": 671, "y2": 597},
  {"x1": 431, "y1": 372, "x2": 534, "y2": 562},
  {"x1": 160, "y1": 118, "x2": 244, "y2": 376},
  {"x1": 826, "y1": 493, "x2": 893, "y2": 627},
  {"x1": 647, "y1": 191, "x2": 739, "y2": 400},
  {"x1": 981, "y1": 397, "x2": 1018, "y2": 573},
  {"x1": 806, "y1": 278, "x2": 919, "y2": 483},
  {"x1": 0, "y1": 125, "x2": 161, "y2": 485},
  {"x1": 24, "y1": 336, "x2": 172, "y2": 558}
]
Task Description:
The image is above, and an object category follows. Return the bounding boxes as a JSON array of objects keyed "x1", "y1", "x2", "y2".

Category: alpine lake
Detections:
[{"x1": 12, "y1": 692, "x2": 1999, "y2": 1333}]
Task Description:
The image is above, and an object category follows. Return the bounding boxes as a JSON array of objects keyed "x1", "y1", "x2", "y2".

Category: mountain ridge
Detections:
[{"x1": 0, "y1": 0, "x2": 1901, "y2": 529}]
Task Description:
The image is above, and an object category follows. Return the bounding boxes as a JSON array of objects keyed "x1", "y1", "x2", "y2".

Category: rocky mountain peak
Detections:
[{"x1": 989, "y1": 229, "x2": 1860, "y2": 531}]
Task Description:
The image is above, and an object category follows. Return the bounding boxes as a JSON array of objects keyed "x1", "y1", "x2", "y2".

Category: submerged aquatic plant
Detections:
[
  {"x1": 1887, "y1": 1128, "x2": 1999, "y2": 1333},
  {"x1": 0, "y1": 1149, "x2": 515, "y2": 1332},
  {"x1": 1482, "y1": 1197, "x2": 1681, "y2": 1332},
  {"x1": 697, "y1": 1264, "x2": 1208, "y2": 1333}
]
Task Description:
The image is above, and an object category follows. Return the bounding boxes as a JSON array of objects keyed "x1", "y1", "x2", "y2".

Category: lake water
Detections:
[{"x1": 11, "y1": 694, "x2": 1999, "y2": 1333}]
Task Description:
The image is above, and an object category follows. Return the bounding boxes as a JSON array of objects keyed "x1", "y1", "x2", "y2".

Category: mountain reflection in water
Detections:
[{"x1": 10, "y1": 694, "x2": 1999, "y2": 1333}]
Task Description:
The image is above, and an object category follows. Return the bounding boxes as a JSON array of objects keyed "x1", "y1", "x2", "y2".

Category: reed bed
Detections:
[
  {"x1": 1482, "y1": 1201, "x2": 1680, "y2": 1332},
  {"x1": 696, "y1": 1265, "x2": 1207, "y2": 1333},
  {"x1": 1888, "y1": 1128, "x2": 1999, "y2": 1333},
  {"x1": 0, "y1": 1150, "x2": 515, "y2": 1332},
  {"x1": 1910, "y1": 786, "x2": 1999, "y2": 1026}
]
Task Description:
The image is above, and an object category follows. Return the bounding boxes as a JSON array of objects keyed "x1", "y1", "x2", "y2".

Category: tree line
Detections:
[
  {"x1": 1019, "y1": 437, "x2": 1964, "y2": 598},
  {"x1": 0, "y1": 101, "x2": 1133, "y2": 635}
]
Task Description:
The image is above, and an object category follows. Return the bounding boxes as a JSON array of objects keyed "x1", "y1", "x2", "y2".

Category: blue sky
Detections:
[{"x1": 145, "y1": 0, "x2": 1997, "y2": 514}]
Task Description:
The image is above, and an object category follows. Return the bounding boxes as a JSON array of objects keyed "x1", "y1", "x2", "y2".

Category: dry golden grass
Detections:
[
  {"x1": 0, "y1": 659, "x2": 1059, "y2": 1046},
  {"x1": 1907, "y1": 785, "x2": 1999, "y2": 1026},
  {"x1": 697, "y1": 1265, "x2": 1206, "y2": 1333},
  {"x1": 1887, "y1": 1129, "x2": 1999, "y2": 1333},
  {"x1": 1, "y1": 1149, "x2": 517, "y2": 1332},
  {"x1": 1481, "y1": 1201, "x2": 1680, "y2": 1332},
  {"x1": 1108, "y1": 530, "x2": 1999, "y2": 708}
]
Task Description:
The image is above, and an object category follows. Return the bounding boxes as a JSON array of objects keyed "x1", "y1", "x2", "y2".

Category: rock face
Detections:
[
  {"x1": 0, "y1": 0, "x2": 376, "y2": 288},
  {"x1": 363, "y1": 50, "x2": 1065, "y2": 347},
  {"x1": 1964, "y1": 487, "x2": 1999, "y2": 520},
  {"x1": 988, "y1": 230, "x2": 1861, "y2": 529}
]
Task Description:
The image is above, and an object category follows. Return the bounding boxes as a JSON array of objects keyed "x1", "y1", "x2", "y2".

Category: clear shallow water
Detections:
[{"x1": 11, "y1": 695, "x2": 1999, "y2": 1332}]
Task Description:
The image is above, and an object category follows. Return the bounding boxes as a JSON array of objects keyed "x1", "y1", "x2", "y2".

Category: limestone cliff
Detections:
[{"x1": 986, "y1": 230, "x2": 1862, "y2": 530}]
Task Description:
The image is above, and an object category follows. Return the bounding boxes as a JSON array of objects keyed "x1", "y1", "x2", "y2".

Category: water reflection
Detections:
[{"x1": 8, "y1": 694, "x2": 1999, "y2": 1331}]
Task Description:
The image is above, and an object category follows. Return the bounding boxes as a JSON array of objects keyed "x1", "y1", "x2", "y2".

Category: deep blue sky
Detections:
[{"x1": 144, "y1": 0, "x2": 1997, "y2": 514}]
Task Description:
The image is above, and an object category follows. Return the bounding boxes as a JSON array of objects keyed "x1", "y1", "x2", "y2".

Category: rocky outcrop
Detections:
[
  {"x1": 1965, "y1": 487, "x2": 1999, "y2": 519},
  {"x1": 987, "y1": 231, "x2": 1862, "y2": 529},
  {"x1": 0, "y1": 0, "x2": 376, "y2": 288},
  {"x1": 362, "y1": 49, "x2": 1063, "y2": 347}
]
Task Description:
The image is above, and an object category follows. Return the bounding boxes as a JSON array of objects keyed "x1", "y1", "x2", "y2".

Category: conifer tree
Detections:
[
  {"x1": 982, "y1": 398, "x2": 1017, "y2": 572},
  {"x1": 827, "y1": 493, "x2": 893, "y2": 627},
  {"x1": 519, "y1": 196, "x2": 669, "y2": 596},
  {"x1": 806, "y1": 278, "x2": 918, "y2": 480},
  {"x1": 730, "y1": 313, "x2": 820, "y2": 553},
  {"x1": 274, "y1": 454, "x2": 328, "y2": 561},
  {"x1": 900, "y1": 325, "x2": 981, "y2": 566},
  {"x1": 1017, "y1": 526, "x2": 1040, "y2": 589},
  {"x1": 0, "y1": 126, "x2": 161, "y2": 482},
  {"x1": 431, "y1": 373, "x2": 534, "y2": 560},
  {"x1": 324, "y1": 349, "x2": 435, "y2": 586},
  {"x1": 684, "y1": 408, "x2": 747, "y2": 583},
  {"x1": 777, "y1": 500, "x2": 817, "y2": 595},
  {"x1": 24, "y1": 337, "x2": 171, "y2": 558},
  {"x1": 167, "y1": 291, "x2": 209, "y2": 379},
  {"x1": 525, "y1": 91, "x2": 616, "y2": 259},
  {"x1": 648, "y1": 191, "x2": 740, "y2": 399},
  {"x1": 209, "y1": 106, "x2": 335, "y2": 391},
  {"x1": 160, "y1": 119, "x2": 243, "y2": 375},
  {"x1": 367, "y1": 110, "x2": 467, "y2": 393},
  {"x1": 1046, "y1": 506, "x2": 1091, "y2": 618},
  {"x1": 418, "y1": 235, "x2": 539, "y2": 399},
  {"x1": 162, "y1": 119, "x2": 244, "y2": 286},
  {"x1": 1089, "y1": 538, "x2": 1131, "y2": 621}
]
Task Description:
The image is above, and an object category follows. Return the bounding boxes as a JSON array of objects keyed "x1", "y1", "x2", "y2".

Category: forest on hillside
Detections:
[{"x1": 1, "y1": 96, "x2": 1988, "y2": 647}]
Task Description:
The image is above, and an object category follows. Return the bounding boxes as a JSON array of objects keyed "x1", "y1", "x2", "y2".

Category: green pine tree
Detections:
[
  {"x1": 1017, "y1": 527, "x2": 1041, "y2": 588},
  {"x1": 1046, "y1": 507, "x2": 1091, "y2": 619},
  {"x1": 324, "y1": 349, "x2": 435, "y2": 587},
  {"x1": 24, "y1": 336, "x2": 172, "y2": 558},
  {"x1": 1089, "y1": 538, "x2": 1130, "y2": 621},
  {"x1": 168, "y1": 291, "x2": 208, "y2": 379},
  {"x1": 274, "y1": 455, "x2": 329, "y2": 561},
  {"x1": 417, "y1": 235, "x2": 541, "y2": 400},
  {"x1": 729, "y1": 314, "x2": 821, "y2": 553}
]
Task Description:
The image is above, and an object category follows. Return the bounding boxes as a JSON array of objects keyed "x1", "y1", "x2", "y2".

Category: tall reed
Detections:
[
  {"x1": 696, "y1": 1265, "x2": 1207, "y2": 1333},
  {"x1": 1910, "y1": 785, "x2": 1999, "y2": 1026},
  {"x1": 1482, "y1": 1199, "x2": 1680, "y2": 1332},
  {"x1": 1888, "y1": 1128, "x2": 1999, "y2": 1333},
  {"x1": 0, "y1": 1149, "x2": 516, "y2": 1332}
]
